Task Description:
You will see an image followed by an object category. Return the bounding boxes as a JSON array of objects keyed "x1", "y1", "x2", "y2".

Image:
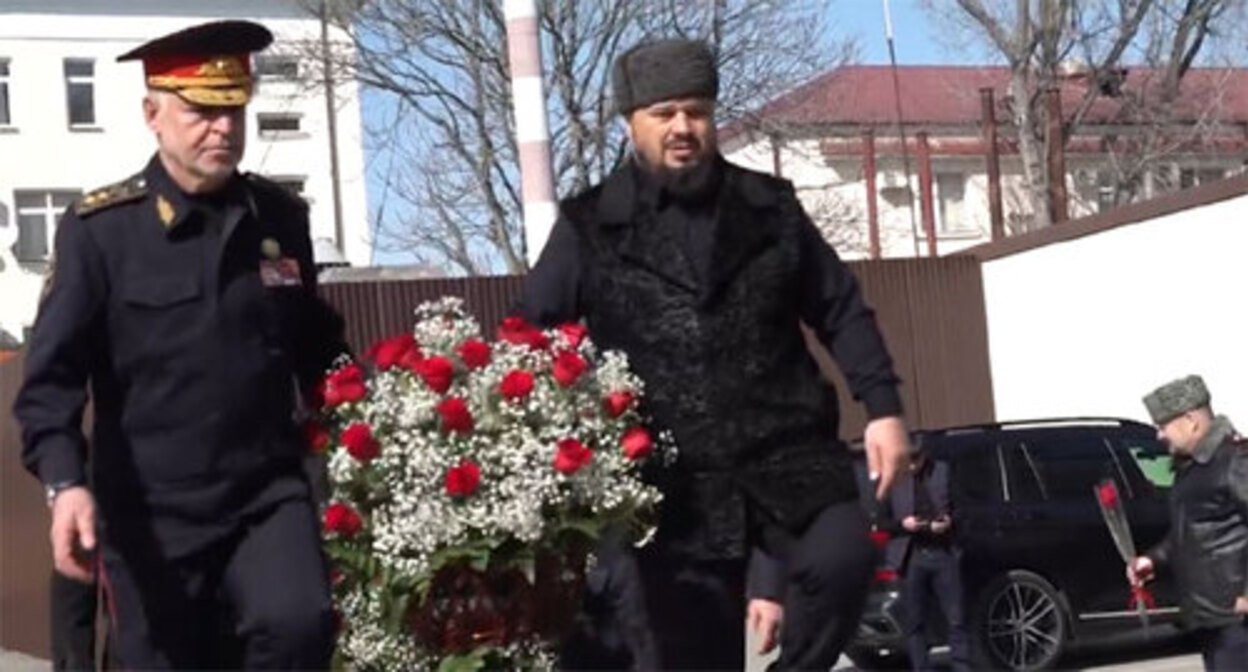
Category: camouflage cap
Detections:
[{"x1": 1142, "y1": 375, "x2": 1212, "y2": 425}]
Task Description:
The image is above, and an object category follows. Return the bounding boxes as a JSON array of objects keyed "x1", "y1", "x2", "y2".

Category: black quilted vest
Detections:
[{"x1": 561, "y1": 160, "x2": 858, "y2": 559}]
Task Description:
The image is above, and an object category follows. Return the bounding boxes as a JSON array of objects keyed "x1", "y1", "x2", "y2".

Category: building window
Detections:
[
  {"x1": 1180, "y1": 167, "x2": 1225, "y2": 189},
  {"x1": 63, "y1": 58, "x2": 96, "y2": 127},
  {"x1": 935, "y1": 172, "x2": 970, "y2": 234},
  {"x1": 257, "y1": 113, "x2": 302, "y2": 138},
  {"x1": 13, "y1": 190, "x2": 80, "y2": 262},
  {"x1": 255, "y1": 55, "x2": 300, "y2": 80},
  {"x1": 269, "y1": 176, "x2": 307, "y2": 197},
  {"x1": 0, "y1": 58, "x2": 11, "y2": 126}
]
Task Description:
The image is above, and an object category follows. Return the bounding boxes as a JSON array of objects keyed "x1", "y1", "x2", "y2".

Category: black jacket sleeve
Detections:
[
  {"x1": 515, "y1": 216, "x2": 582, "y2": 328},
  {"x1": 793, "y1": 195, "x2": 902, "y2": 419},
  {"x1": 13, "y1": 212, "x2": 106, "y2": 485},
  {"x1": 289, "y1": 219, "x2": 349, "y2": 394}
]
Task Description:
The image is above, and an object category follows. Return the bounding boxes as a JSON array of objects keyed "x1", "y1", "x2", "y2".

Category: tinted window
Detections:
[
  {"x1": 1022, "y1": 431, "x2": 1118, "y2": 501},
  {"x1": 950, "y1": 443, "x2": 1003, "y2": 505},
  {"x1": 1001, "y1": 441, "x2": 1046, "y2": 503},
  {"x1": 1118, "y1": 435, "x2": 1174, "y2": 489}
]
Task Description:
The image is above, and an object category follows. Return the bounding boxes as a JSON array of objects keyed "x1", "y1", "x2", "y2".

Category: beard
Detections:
[{"x1": 635, "y1": 148, "x2": 720, "y2": 202}]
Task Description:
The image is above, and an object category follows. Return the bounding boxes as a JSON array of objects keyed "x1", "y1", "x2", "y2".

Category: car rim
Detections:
[{"x1": 985, "y1": 580, "x2": 1062, "y2": 670}]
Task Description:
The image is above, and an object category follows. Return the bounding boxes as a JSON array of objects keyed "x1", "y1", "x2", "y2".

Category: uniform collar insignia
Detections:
[{"x1": 156, "y1": 195, "x2": 177, "y2": 228}]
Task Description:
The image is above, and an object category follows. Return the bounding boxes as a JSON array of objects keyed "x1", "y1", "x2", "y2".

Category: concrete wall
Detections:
[{"x1": 980, "y1": 187, "x2": 1248, "y2": 425}]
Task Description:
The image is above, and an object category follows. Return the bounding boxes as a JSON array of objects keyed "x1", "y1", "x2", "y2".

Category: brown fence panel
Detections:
[
  {"x1": 320, "y1": 275, "x2": 526, "y2": 354},
  {"x1": 0, "y1": 354, "x2": 52, "y2": 658},
  {"x1": 322, "y1": 258, "x2": 994, "y2": 439}
]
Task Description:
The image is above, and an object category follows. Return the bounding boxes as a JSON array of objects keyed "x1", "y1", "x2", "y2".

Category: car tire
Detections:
[
  {"x1": 971, "y1": 570, "x2": 1068, "y2": 671},
  {"x1": 845, "y1": 644, "x2": 908, "y2": 671}
]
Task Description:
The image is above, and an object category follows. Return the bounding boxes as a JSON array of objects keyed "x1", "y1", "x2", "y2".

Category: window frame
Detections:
[
  {"x1": 255, "y1": 55, "x2": 300, "y2": 80},
  {"x1": 63, "y1": 57, "x2": 97, "y2": 129},
  {"x1": 934, "y1": 171, "x2": 976, "y2": 236},
  {"x1": 0, "y1": 57, "x2": 12, "y2": 127},
  {"x1": 13, "y1": 189, "x2": 81, "y2": 263},
  {"x1": 256, "y1": 112, "x2": 304, "y2": 138}
]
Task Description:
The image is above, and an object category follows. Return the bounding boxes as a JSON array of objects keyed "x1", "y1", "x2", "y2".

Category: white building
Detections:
[
  {"x1": 0, "y1": 0, "x2": 369, "y2": 344},
  {"x1": 723, "y1": 66, "x2": 1248, "y2": 260}
]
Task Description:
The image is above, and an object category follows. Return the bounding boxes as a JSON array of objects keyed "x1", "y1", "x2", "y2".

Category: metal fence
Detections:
[
  {"x1": 0, "y1": 255, "x2": 994, "y2": 657},
  {"x1": 320, "y1": 257, "x2": 995, "y2": 438}
]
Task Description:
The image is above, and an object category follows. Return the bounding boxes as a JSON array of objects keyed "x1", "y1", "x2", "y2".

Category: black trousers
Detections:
[
  {"x1": 50, "y1": 571, "x2": 98, "y2": 672},
  {"x1": 99, "y1": 497, "x2": 334, "y2": 670},
  {"x1": 562, "y1": 499, "x2": 875, "y2": 670},
  {"x1": 901, "y1": 546, "x2": 970, "y2": 672},
  {"x1": 1199, "y1": 621, "x2": 1248, "y2": 672}
]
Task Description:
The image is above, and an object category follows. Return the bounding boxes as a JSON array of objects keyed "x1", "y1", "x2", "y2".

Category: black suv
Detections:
[{"x1": 847, "y1": 418, "x2": 1180, "y2": 671}]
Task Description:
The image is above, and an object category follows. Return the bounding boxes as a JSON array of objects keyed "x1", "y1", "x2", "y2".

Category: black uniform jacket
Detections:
[{"x1": 14, "y1": 155, "x2": 346, "y2": 558}]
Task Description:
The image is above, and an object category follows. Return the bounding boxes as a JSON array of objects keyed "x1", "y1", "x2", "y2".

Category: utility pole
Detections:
[
  {"x1": 504, "y1": 0, "x2": 557, "y2": 266},
  {"x1": 320, "y1": 0, "x2": 346, "y2": 256}
]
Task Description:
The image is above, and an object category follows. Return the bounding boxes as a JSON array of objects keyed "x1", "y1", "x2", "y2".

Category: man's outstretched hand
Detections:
[{"x1": 864, "y1": 415, "x2": 910, "y2": 500}]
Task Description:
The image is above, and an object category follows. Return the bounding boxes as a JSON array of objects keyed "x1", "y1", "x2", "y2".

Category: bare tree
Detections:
[
  {"x1": 927, "y1": 0, "x2": 1239, "y2": 229},
  {"x1": 303, "y1": 0, "x2": 852, "y2": 274}
]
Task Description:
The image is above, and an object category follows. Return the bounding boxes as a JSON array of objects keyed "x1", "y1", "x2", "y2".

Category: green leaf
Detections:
[{"x1": 436, "y1": 649, "x2": 487, "y2": 672}]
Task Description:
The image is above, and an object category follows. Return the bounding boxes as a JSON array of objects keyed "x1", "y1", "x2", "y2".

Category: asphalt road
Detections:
[{"x1": 2, "y1": 628, "x2": 1205, "y2": 671}]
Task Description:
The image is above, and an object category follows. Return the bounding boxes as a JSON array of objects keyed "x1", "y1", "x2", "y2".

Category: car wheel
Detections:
[
  {"x1": 972, "y1": 570, "x2": 1068, "y2": 671},
  {"x1": 845, "y1": 644, "x2": 907, "y2": 671}
]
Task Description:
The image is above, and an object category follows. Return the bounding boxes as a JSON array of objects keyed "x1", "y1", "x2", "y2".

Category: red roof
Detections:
[{"x1": 748, "y1": 65, "x2": 1248, "y2": 128}]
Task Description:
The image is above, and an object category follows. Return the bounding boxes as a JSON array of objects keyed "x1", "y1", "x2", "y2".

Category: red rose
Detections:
[
  {"x1": 621, "y1": 427, "x2": 654, "y2": 461},
  {"x1": 415, "y1": 356, "x2": 456, "y2": 394},
  {"x1": 341, "y1": 422, "x2": 380, "y2": 463},
  {"x1": 320, "y1": 364, "x2": 367, "y2": 407},
  {"x1": 603, "y1": 391, "x2": 635, "y2": 419},
  {"x1": 324, "y1": 502, "x2": 362, "y2": 538},
  {"x1": 366, "y1": 333, "x2": 421, "y2": 371},
  {"x1": 868, "y1": 528, "x2": 891, "y2": 550},
  {"x1": 552, "y1": 350, "x2": 587, "y2": 388},
  {"x1": 304, "y1": 419, "x2": 331, "y2": 454},
  {"x1": 445, "y1": 460, "x2": 482, "y2": 497},
  {"x1": 499, "y1": 370, "x2": 535, "y2": 402},
  {"x1": 498, "y1": 316, "x2": 550, "y2": 351},
  {"x1": 559, "y1": 322, "x2": 588, "y2": 348},
  {"x1": 1097, "y1": 482, "x2": 1119, "y2": 509},
  {"x1": 554, "y1": 438, "x2": 593, "y2": 474},
  {"x1": 437, "y1": 398, "x2": 474, "y2": 434},
  {"x1": 456, "y1": 339, "x2": 492, "y2": 370}
]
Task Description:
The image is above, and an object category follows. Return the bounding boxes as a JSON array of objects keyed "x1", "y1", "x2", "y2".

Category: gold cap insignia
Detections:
[
  {"x1": 197, "y1": 56, "x2": 246, "y2": 79},
  {"x1": 156, "y1": 195, "x2": 176, "y2": 227},
  {"x1": 261, "y1": 237, "x2": 282, "y2": 260}
]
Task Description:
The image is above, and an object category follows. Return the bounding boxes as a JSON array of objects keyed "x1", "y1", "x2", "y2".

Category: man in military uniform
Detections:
[
  {"x1": 520, "y1": 38, "x2": 910, "y2": 670},
  {"x1": 1129, "y1": 376, "x2": 1248, "y2": 671},
  {"x1": 14, "y1": 20, "x2": 346, "y2": 669}
]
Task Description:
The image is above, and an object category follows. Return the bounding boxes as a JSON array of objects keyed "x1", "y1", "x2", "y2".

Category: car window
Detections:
[
  {"x1": 1119, "y1": 436, "x2": 1174, "y2": 489},
  {"x1": 950, "y1": 444, "x2": 1003, "y2": 505},
  {"x1": 1020, "y1": 432, "x2": 1119, "y2": 501},
  {"x1": 1000, "y1": 441, "x2": 1047, "y2": 503}
]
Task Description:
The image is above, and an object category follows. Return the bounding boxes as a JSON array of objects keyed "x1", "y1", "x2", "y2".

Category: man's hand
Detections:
[
  {"x1": 49, "y1": 486, "x2": 96, "y2": 583},
  {"x1": 1126, "y1": 556, "x2": 1154, "y2": 586},
  {"x1": 1234, "y1": 596, "x2": 1248, "y2": 616},
  {"x1": 864, "y1": 415, "x2": 910, "y2": 500},
  {"x1": 747, "y1": 598, "x2": 783, "y2": 655},
  {"x1": 901, "y1": 515, "x2": 923, "y2": 533},
  {"x1": 931, "y1": 514, "x2": 952, "y2": 535}
]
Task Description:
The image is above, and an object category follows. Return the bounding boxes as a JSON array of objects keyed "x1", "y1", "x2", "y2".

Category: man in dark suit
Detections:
[
  {"x1": 14, "y1": 20, "x2": 346, "y2": 669},
  {"x1": 519, "y1": 37, "x2": 909, "y2": 670},
  {"x1": 886, "y1": 442, "x2": 970, "y2": 671}
]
